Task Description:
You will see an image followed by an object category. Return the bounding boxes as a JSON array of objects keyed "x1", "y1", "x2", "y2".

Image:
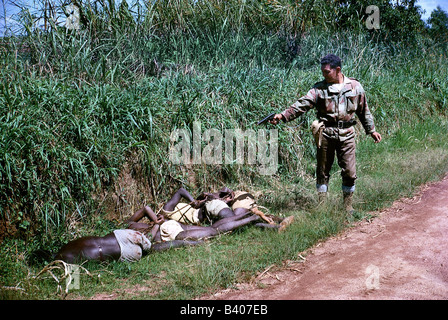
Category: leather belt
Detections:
[{"x1": 324, "y1": 120, "x2": 357, "y2": 129}]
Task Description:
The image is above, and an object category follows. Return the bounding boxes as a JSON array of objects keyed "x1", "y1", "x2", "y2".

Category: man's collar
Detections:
[{"x1": 326, "y1": 75, "x2": 350, "y2": 93}]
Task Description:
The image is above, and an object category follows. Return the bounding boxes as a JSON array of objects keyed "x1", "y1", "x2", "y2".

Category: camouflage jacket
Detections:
[{"x1": 281, "y1": 76, "x2": 376, "y2": 141}]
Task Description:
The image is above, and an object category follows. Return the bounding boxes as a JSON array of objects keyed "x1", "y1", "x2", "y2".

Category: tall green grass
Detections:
[
  {"x1": 1, "y1": 0, "x2": 447, "y2": 236},
  {"x1": 3, "y1": 117, "x2": 448, "y2": 300},
  {"x1": 1, "y1": 0, "x2": 447, "y2": 300}
]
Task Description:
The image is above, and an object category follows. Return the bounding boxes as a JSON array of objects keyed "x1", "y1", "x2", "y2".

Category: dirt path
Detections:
[{"x1": 205, "y1": 175, "x2": 448, "y2": 300}]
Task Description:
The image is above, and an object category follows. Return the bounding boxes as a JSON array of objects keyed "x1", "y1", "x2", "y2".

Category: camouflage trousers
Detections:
[{"x1": 316, "y1": 135, "x2": 357, "y2": 192}]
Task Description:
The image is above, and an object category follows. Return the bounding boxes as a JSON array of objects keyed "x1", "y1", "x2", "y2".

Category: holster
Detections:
[{"x1": 311, "y1": 120, "x2": 325, "y2": 148}]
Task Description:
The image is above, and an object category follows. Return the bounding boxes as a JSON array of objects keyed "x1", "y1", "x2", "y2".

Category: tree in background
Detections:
[
  {"x1": 427, "y1": 5, "x2": 448, "y2": 43},
  {"x1": 318, "y1": 0, "x2": 426, "y2": 42}
]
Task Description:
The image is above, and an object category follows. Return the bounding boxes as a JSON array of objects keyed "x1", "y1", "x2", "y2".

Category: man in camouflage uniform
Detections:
[{"x1": 270, "y1": 54, "x2": 382, "y2": 215}]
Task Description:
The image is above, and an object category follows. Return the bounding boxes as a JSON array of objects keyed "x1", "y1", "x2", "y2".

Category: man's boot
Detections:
[{"x1": 343, "y1": 192, "x2": 354, "y2": 215}]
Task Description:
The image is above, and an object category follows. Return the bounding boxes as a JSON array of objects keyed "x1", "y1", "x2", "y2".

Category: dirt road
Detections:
[{"x1": 206, "y1": 175, "x2": 448, "y2": 300}]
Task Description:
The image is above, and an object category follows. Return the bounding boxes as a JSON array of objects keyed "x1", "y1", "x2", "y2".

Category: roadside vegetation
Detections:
[{"x1": 1, "y1": 0, "x2": 447, "y2": 299}]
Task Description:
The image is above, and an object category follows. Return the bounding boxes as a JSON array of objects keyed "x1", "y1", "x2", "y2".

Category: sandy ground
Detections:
[{"x1": 205, "y1": 175, "x2": 448, "y2": 300}]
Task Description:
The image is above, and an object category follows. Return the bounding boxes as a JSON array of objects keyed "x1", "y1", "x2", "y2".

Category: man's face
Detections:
[{"x1": 321, "y1": 64, "x2": 341, "y2": 84}]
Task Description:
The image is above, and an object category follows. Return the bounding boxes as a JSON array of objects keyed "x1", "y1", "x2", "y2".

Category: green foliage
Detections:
[
  {"x1": 0, "y1": 0, "x2": 447, "y2": 300},
  {"x1": 428, "y1": 6, "x2": 448, "y2": 42},
  {"x1": 1, "y1": 0, "x2": 447, "y2": 240}
]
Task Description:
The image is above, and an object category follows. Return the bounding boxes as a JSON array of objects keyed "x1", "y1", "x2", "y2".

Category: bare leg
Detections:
[
  {"x1": 217, "y1": 207, "x2": 235, "y2": 219},
  {"x1": 215, "y1": 201, "x2": 248, "y2": 220},
  {"x1": 255, "y1": 215, "x2": 294, "y2": 232},
  {"x1": 174, "y1": 213, "x2": 260, "y2": 240},
  {"x1": 150, "y1": 240, "x2": 203, "y2": 251},
  {"x1": 211, "y1": 210, "x2": 252, "y2": 228},
  {"x1": 175, "y1": 226, "x2": 219, "y2": 240},
  {"x1": 213, "y1": 215, "x2": 260, "y2": 233},
  {"x1": 233, "y1": 207, "x2": 250, "y2": 215}
]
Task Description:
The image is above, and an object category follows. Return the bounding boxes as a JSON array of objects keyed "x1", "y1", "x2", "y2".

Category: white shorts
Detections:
[
  {"x1": 160, "y1": 220, "x2": 184, "y2": 242},
  {"x1": 205, "y1": 199, "x2": 230, "y2": 217},
  {"x1": 113, "y1": 229, "x2": 152, "y2": 262},
  {"x1": 162, "y1": 203, "x2": 200, "y2": 225},
  {"x1": 231, "y1": 191, "x2": 256, "y2": 210}
]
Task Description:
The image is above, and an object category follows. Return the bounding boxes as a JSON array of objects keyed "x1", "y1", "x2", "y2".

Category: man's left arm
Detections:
[{"x1": 356, "y1": 85, "x2": 382, "y2": 143}]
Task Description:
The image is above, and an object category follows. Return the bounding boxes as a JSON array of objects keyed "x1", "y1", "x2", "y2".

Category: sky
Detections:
[
  {"x1": 419, "y1": 0, "x2": 448, "y2": 20},
  {"x1": 1, "y1": 0, "x2": 448, "y2": 36}
]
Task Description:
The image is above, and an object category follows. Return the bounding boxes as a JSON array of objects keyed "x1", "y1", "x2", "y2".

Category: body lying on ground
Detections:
[{"x1": 54, "y1": 187, "x2": 293, "y2": 263}]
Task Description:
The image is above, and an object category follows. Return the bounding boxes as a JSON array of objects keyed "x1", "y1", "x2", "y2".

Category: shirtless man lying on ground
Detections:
[
  {"x1": 54, "y1": 187, "x2": 293, "y2": 263},
  {"x1": 54, "y1": 207, "x2": 260, "y2": 263},
  {"x1": 151, "y1": 187, "x2": 293, "y2": 230}
]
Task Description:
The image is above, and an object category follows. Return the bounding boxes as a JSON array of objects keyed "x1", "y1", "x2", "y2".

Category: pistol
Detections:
[{"x1": 257, "y1": 112, "x2": 277, "y2": 125}]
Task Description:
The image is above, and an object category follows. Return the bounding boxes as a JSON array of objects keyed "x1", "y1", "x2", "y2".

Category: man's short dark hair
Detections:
[{"x1": 320, "y1": 54, "x2": 342, "y2": 69}]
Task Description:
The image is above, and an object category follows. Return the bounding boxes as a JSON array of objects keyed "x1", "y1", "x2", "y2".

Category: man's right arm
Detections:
[{"x1": 269, "y1": 88, "x2": 317, "y2": 124}]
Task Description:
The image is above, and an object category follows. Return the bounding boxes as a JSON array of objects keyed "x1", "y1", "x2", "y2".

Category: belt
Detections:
[{"x1": 324, "y1": 120, "x2": 357, "y2": 129}]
